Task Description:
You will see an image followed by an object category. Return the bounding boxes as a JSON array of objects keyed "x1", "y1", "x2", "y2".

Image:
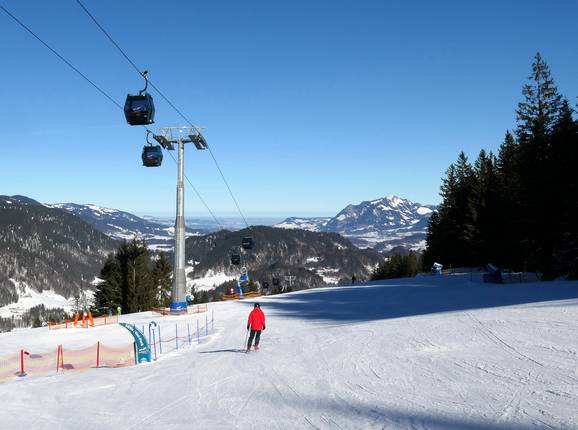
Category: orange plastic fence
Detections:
[
  {"x1": 48, "y1": 314, "x2": 119, "y2": 330},
  {"x1": 48, "y1": 320, "x2": 71, "y2": 330},
  {"x1": 152, "y1": 304, "x2": 208, "y2": 316},
  {"x1": 92, "y1": 315, "x2": 119, "y2": 327},
  {"x1": 188, "y1": 304, "x2": 208, "y2": 314},
  {"x1": 222, "y1": 291, "x2": 262, "y2": 301}
]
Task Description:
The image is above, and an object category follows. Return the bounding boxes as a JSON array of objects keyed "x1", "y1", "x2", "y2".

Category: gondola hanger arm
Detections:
[{"x1": 140, "y1": 70, "x2": 149, "y2": 95}]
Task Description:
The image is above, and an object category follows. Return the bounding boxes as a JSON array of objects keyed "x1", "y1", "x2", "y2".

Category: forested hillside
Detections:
[
  {"x1": 0, "y1": 195, "x2": 117, "y2": 307},
  {"x1": 185, "y1": 226, "x2": 383, "y2": 290}
]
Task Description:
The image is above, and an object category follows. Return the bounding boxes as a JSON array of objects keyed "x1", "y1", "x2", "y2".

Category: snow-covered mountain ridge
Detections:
[
  {"x1": 276, "y1": 195, "x2": 436, "y2": 252},
  {"x1": 46, "y1": 203, "x2": 201, "y2": 252}
]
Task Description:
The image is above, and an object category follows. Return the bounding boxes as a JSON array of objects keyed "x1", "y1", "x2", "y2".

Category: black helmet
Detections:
[{"x1": 254, "y1": 303, "x2": 260, "y2": 308}]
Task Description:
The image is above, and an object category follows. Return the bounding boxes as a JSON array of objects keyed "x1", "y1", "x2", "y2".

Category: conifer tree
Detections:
[
  {"x1": 115, "y1": 239, "x2": 155, "y2": 313},
  {"x1": 94, "y1": 253, "x2": 122, "y2": 311},
  {"x1": 550, "y1": 100, "x2": 578, "y2": 277},
  {"x1": 472, "y1": 149, "x2": 500, "y2": 264},
  {"x1": 152, "y1": 253, "x2": 172, "y2": 307},
  {"x1": 515, "y1": 53, "x2": 564, "y2": 274}
]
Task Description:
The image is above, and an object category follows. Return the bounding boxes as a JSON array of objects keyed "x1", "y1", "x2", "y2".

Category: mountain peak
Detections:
[{"x1": 276, "y1": 194, "x2": 436, "y2": 252}]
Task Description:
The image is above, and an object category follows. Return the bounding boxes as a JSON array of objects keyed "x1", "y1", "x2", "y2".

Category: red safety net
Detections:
[
  {"x1": 98, "y1": 343, "x2": 135, "y2": 368},
  {"x1": 0, "y1": 341, "x2": 135, "y2": 384},
  {"x1": 24, "y1": 349, "x2": 60, "y2": 377},
  {"x1": 60, "y1": 344, "x2": 98, "y2": 371}
]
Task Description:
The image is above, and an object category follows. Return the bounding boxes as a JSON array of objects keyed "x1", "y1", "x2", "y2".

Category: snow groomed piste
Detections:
[{"x1": 1, "y1": 273, "x2": 577, "y2": 429}]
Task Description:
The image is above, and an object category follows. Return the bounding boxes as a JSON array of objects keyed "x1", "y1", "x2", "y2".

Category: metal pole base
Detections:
[{"x1": 170, "y1": 301, "x2": 187, "y2": 313}]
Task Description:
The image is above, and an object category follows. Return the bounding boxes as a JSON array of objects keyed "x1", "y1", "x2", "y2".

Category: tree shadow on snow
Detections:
[
  {"x1": 259, "y1": 392, "x2": 559, "y2": 430},
  {"x1": 245, "y1": 275, "x2": 578, "y2": 324}
]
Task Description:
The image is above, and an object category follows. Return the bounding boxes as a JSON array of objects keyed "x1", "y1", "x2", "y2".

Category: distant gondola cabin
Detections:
[
  {"x1": 231, "y1": 254, "x2": 241, "y2": 265},
  {"x1": 241, "y1": 237, "x2": 254, "y2": 250},
  {"x1": 124, "y1": 93, "x2": 155, "y2": 125},
  {"x1": 142, "y1": 145, "x2": 163, "y2": 167}
]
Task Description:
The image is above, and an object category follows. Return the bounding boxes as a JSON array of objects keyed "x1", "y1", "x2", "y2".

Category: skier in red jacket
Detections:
[{"x1": 246, "y1": 303, "x2": 266, "y2": 352}]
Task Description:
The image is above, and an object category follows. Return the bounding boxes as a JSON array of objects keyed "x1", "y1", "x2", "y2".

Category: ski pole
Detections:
[{"x1": 243, "y1": 328, "x2": 250, "y2": 351}]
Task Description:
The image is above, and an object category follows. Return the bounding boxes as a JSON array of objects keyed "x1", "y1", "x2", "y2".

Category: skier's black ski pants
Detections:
[{"x1": 247, "y1": 330, "x2": 261, "y2": 349}]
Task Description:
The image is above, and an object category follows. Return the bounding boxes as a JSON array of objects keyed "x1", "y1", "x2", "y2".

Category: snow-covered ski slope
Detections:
[{"x1": 1, "y1": 274, "x2": 577, "y2": 429}]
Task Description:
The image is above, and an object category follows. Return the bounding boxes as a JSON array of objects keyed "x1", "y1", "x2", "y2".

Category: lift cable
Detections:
[
  {"x1": 0, "y1": 4, "x2": 123, "y2": 111},
  {"x1": 73, "y1": 0, "x2": 252, "y2": 230},
  {"x1": 0, "y1": 3, "x2": 224, "y2": 230}
]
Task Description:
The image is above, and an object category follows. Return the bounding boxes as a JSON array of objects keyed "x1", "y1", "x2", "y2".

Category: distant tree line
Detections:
[
  {"x1": 424, "y1": 53, "x2": 578, "y2": 279},
  {"x1": 371, "y1": 251, "x2": 421, "y2": 280},
  {"x1": 0, "y1": 305, "x2": 70, "y2": 332},
  {"x1": 94, "y1": 238, "x2": 172, "y2": 314}
]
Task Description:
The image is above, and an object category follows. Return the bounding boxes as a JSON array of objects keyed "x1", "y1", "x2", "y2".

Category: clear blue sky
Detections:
[{"x1": 1, "y1": 1, "x2": 577, "y2": 217}]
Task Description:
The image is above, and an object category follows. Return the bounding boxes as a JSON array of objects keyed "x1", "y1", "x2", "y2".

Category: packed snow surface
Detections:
[{"x1": 1, "y1": 275, "x2": 578, "y2": 429}]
